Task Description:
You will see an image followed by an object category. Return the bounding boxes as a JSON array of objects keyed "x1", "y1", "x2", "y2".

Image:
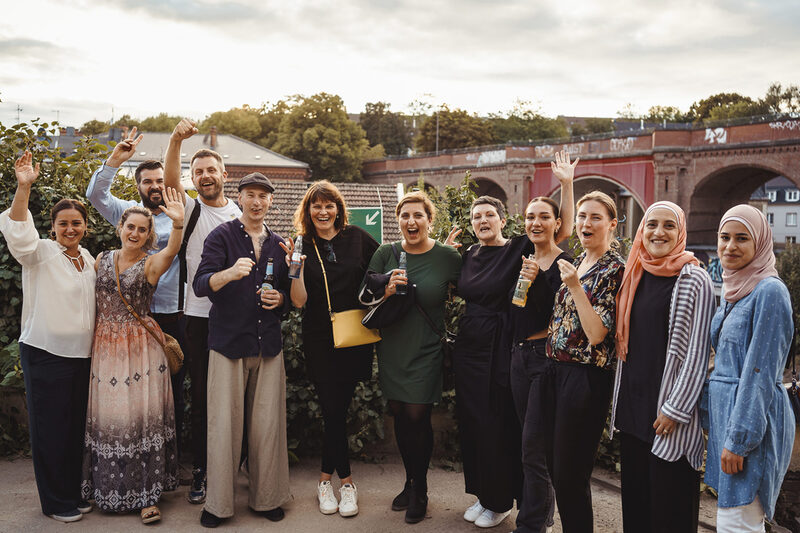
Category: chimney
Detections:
[{"x1": 210, "y1": 126, "x2": 218, "y2": 150}]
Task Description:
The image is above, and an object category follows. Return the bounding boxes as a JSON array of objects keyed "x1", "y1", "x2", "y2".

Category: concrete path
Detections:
[{"x1": 0, "y1": 457, "x2": 717, "y2": 532}]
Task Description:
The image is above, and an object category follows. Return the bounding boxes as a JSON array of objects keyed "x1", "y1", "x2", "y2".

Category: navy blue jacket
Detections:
[{"x1": 193, "y1": 219, "x2": 290, "y2": 359}]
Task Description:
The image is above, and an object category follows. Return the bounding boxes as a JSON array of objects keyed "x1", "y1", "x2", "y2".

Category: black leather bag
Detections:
[{"x1": 361, "y1": 282, "x2": 416, "y2": 330}]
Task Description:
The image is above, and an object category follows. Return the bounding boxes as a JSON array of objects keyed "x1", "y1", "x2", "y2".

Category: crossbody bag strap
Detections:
[
  {"x1": 177, "y1": 199, "x2": 202, "y2": 311},
  {"x1": 114, "y1": 251, "x2": 166, "y2": 349},
  {"x1": 312, "y1": 238, "x2": 333, "y2": 314}
]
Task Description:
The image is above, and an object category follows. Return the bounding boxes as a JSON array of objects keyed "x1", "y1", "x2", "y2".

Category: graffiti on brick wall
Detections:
[
  {"x1": 705, "y1": 257, "x2": 723, "y2": 284},
  {"x1": 535, "y1": 145, "x2": 555, "y2": 158},
  {"x1": 534, "y1": 143, "x2": 584, "y2": 159},
  {"x1": 564, "y1": 143, "x2": 584, "y2": 155},
  {"x1": 610, "y1": 137, "x2": 636, "y2": 152},
  {"x1": 704, "y1": 128, "x2": 728, "y2": 144},
  {"x1": 769, "y1": 120, "x2": 800, "y2": 131},
  {"x1": 476, "y1": 149, "x2": 506, "y2": 167}
]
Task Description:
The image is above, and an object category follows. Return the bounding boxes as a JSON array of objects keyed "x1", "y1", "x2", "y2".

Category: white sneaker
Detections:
[
  {"x1": 464, "y1": 500, "x2": 485, "y2": 522},
  {"x1": 338, "y1": 483, "x2": 359, "y2": 517},
  {"x1": 474, "y1": 508, "x2": 511, "y2": 528},
  {"x1": 317, "y1": 480, "x2": 338, "y2": 515}
]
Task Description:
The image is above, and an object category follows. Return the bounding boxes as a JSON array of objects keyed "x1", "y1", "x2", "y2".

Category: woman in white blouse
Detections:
[{"x1": 0, "y1": 151, "x2": 96, "y2": 523}]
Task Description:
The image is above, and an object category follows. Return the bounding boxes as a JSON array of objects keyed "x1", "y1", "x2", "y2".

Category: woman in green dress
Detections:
[{"x1": 361, "y1": 190, "x2": 462, "y2": 524}]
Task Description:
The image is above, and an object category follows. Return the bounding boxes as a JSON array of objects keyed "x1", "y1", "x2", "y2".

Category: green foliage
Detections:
[
  {"x1": 642, "y1": 105, "x2": 690, "y2": 123},
  {"x1": 80, "y1": 119, "x2": 110, "y2": 135},
  {"x1": 489, "y1": 100, "x2": 568, "y2": 143},
  {"x1": 688, "y1": 92, "x2": 760, "y2": 122},
  {"x1": 200, "y1": 106, "x2": 262, "y2": 140},
  {"x1": 360, "y1": 102, "x2": 412, "y2": 156},
  {"x1": 271, "y1": 93, "x2": 369, "y2": 182},
  {"x1": 415, "y1": 105, "x2": 494, "y2": 153},
  {"x1": 0, "y1": 341, "x2": 22, "y2": 389},
  {"x1": 776, "y1": 244, "x2": 800, "y2": 349},
  {"x1": 139, "y1": 113, "x2": 184, "y2": 133}
]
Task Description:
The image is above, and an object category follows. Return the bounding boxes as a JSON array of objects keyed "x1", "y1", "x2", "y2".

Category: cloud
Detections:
[{"x1": 0, "y1": 38, "x2": 57, "y2": 59}]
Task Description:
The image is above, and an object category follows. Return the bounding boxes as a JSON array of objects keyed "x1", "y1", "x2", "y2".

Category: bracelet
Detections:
[{"x1": 172, "y1": 225, "x2": 184, "y2": 230}]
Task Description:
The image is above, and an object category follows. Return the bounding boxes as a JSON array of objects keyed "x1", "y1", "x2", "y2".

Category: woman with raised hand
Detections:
[
  {"x1": 610, "y1": 201, "x2": 715, "y2": 532},
  {"x1": 282, "y1": 180, "x2": 379, "y2": 518},
  {"x1": 452, "y1": 150, "x2": 575, "y2": 531},
  {"x1": 360, "y1": 190, "x2": 462, "y2": 525},
  {"x1": 81, "y1": 189, "x2": 185, "y2": 524},
  {"x1": 0, "y1": 151, "x2": 96, "y2": 523},
  {"x1": 703, "y1": 204, "x2": 794, "y2": 533},
  {"x1": 537, "y1": 191, "x2": 625, "y2": 532}
]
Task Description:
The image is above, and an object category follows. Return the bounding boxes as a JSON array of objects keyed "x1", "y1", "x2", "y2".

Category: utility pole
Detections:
[
  {"x1": 435, "y1": 110, "x2": 439, "y2": 155},
  {"x1": 52, "y1": 109, "x2": 60, "y2": 124},
  {"x1": 16, "y1": 105, "x2": 22, "y2": 124}
]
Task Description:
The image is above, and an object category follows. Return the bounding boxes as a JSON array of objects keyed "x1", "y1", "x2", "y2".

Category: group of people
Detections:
[{"x1": 1, "y1": 114, "x2": 795, "y2": 532}]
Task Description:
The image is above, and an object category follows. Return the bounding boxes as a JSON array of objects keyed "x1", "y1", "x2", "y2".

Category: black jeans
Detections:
[
  {"x1": 535, "y1": 359, "x2": 613, "y2": 533},
  {"x1": 510, "y1": 339, "x2": 555, "y2": 533},
  {"x1": 619, "y1": 432, "x2": 700, "y2": 533},
  {"x1": 314, "y1": 381, "x2": 358, "y2": 478},
  {"x1": 152, "y1": 312, "x2": 188, "y2": 456},
  {"x1": 184, "y1": 315, "x2": 209, "y2": 471},
  {"x1": 19, "y1": 343, "x2": 90, "y2": 515}
]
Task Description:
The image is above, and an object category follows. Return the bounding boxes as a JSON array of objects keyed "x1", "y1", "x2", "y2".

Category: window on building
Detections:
[
  {"x1": 788, "y1": 212, "x2": 798, "y2": 227},
  {"x1": 767, "y1": 212, "x2": 774, "y2": 225},
  {"x1": 787, "y1": 189, "x2": 800, "y2": 202},
  {"x1": 767, "y1": 190, "x2": 777, "y2": 202},
  {"x1": 787, "y1": 236, "x2": 797, "y2": 245}
]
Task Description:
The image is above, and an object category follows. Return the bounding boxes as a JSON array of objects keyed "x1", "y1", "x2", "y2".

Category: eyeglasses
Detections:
[{"x1": 323, "y1": 241, "x2": 337, "y2": 263}]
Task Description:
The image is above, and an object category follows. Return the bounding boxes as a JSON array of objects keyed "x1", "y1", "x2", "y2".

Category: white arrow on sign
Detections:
[{"x1": 365, "y1": 212, "x2": 379, "y2": 225}]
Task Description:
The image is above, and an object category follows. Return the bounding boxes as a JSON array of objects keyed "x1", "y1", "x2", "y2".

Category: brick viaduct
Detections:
[{"x1": 362, "y1": 116, "x2": 800, "y2": 247}]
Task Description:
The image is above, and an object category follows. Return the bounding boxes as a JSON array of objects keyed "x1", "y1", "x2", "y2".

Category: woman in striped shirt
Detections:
[{"x1": 611, "y1": 201, "x2": 715, "y2": 532}]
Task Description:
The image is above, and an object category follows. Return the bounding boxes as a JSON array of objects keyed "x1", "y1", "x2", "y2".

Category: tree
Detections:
[
  {"x1": 642, "y1": 106, "x2": 689, "y2": 123},
  {"x1": 139, "y1": 113, "x2": 184, "y2": 133},
  {"x1": 616, "y1": 103, "x2": 639, "y2": 120},
  {"x1": 583, "y1": 117, "x2": 615, "y2": 134},
  {"x1": 270, "y1": 93, "x2": 369, "y2": 182},
  {"x1": 359, "y1": 102, "x2": 412, "y2": 156},
  {"x1": 415, "y1": 105, "x2": 494, "y2": 152},
  {"x1": 256, "y1": 100, "x2": 290, "y2": 148},
  {"x1": 111, "y1": 114, "x2": 141, "y2": 129},
  {"x1": 200, "y1": 106, "x2": 261, "y2": 141},
  {"x1": 687, "y1": 92, "x2": 759, "y2": 122},
  {"x1": 80, "y1": 119, "x2": 109, "y2": 135},
  {"x1": 762, "y1": 82, "x2": 800, "y2": 114},
  {"x1": 488, "y1": 100, "x2": 568, "y2": 143}
]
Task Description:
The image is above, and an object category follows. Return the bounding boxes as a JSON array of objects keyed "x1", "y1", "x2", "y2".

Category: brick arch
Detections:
[{"x1": 472, "y1": 176, "x2": 508, "y2": 204}]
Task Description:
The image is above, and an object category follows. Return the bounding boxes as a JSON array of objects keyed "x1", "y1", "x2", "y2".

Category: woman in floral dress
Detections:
[{"x1": 82, "y1": 189, "x2": 184, "y2": 524}]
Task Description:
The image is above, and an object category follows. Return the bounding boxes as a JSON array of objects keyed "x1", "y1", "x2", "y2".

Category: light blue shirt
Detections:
[
  {"x1": 86, "y1": 164, "x2": 181, "y2": 314},
  {"x1": 701, "y1": 276, "x2": 794, "y2": 519}
]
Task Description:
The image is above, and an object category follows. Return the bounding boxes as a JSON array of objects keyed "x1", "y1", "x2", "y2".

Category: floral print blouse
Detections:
[{"x1": 546, "y1": 248, "x2": 625, "y2": 369}]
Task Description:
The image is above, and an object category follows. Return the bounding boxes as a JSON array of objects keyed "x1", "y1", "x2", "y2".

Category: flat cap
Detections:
[{"x1": 238, "y1": 172, "x2": 275, "y2": 193}]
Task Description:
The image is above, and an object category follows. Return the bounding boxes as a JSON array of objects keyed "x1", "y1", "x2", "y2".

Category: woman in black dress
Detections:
[
  {"x1": 451, "y1": 150, "x2": 576, "y2": 530},
  {"x1": 285, "y1": 181, "x2": 379, "y2": 518}
]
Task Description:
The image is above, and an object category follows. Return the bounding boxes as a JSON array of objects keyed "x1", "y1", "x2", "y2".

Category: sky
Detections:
[{"x1": 1, "y1": 0, "x2": 798, "y2": 128}]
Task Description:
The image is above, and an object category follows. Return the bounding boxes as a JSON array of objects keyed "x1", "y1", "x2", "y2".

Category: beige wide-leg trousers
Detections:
[{"x1": 204, "y1": 350, "x2": 290, "y2": 518}]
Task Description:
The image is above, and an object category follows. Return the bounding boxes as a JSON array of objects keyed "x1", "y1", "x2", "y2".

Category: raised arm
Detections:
[
  {"x1": 552, "y1": 150, "x2": 577, "y2": 244},
  {"x1": 86, "y1": 128, "x2": 142, "y2": 224},
  {"x1": 164, "y1": 119, "x2": 198, "y2": 203},
  {"x1": 9, "y1": 151, "x2": 39, "y2": 222},
  {"x1": 145, "y1": 187, "x2": 185, "y2": 285}
]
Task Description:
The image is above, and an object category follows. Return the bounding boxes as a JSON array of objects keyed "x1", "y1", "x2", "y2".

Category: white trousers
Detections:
[{"x1": 716, "y1": 497, "x2": 765, "y2": 533}]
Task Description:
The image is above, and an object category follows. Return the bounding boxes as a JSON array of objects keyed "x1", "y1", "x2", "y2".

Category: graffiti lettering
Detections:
[
  {"x1": 769, "y1": 120, "x2": 800, "y2": 131},
  {"x1": 477, "y1": 149, "x2": 506, "y2": 167},
  {"x1": 562, "y1": 143, "x2": 584, "y2": 155},
  {"x1": 535, "y1": 145, "x2": 555, "y2": 158},
  {"x1": 610, "y1": 137, "x2": 636, "y2": 152},
  {"x1": 704, "y1": 128, "x2": 727, "y2": 144}
]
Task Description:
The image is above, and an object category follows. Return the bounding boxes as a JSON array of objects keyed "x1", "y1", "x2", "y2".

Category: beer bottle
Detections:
[
  {"x1": 262, "y1": 258, "x2": 275, "y2": 291},
  {"x1": 288, "y1": 236, "x2": 303, "y2": 279},
  {"x1": 511, "y1": 255, "x2": 533, "y2": 307}
]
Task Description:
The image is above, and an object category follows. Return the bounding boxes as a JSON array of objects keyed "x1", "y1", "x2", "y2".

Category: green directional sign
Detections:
[{"x1": 349, "y1": 207, "x2": 383, "y2": 243}]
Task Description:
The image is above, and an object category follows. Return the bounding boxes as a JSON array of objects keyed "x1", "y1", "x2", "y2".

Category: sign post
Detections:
[{"x1": 348, "y1": 207, "x2": 383, "y2": 243}]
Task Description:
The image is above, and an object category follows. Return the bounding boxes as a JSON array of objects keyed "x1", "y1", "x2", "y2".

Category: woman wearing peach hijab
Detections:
[
  {"x1": 610, "y1": 201, "x2": 715, "y2": 532},
  {"x1": 703, "y1": 204, "x2": 794, "y2": 533}
]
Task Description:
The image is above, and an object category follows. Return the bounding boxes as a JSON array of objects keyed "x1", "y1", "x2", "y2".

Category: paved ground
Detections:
[{"x1": 0, "y1": 456, "x2": 717, "y2": 532}]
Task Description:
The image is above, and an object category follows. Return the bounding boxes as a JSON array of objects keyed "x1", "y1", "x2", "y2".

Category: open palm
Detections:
[
  {"x1": 14, "y1": 150, "x2": 40, "y2": 186},
  {"x1": 551, "y1": 149, "x2": 579, "y2": 184},
  {"x1": 161, "y1": 187, "x2": 185, "y2": 222}
]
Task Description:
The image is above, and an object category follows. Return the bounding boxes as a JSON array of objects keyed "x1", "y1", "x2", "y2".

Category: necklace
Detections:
[{"x1": 62, "y1": 251, "x2": 85, "y2": 272}]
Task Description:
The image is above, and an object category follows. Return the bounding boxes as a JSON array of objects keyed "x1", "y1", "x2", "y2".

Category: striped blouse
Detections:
[{"x1": 610, "y1": 262, "x2": 716, "y2": 470}]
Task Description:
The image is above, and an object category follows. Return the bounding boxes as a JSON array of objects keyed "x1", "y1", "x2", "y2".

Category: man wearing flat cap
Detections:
[{"x1": 193, "y1": 172, "x2": 291, "y2": 527}]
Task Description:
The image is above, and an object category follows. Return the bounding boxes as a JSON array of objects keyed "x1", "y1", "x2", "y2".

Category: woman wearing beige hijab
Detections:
[{"x1": 703, "y1": 204, "x2": 794, "y2": 533}]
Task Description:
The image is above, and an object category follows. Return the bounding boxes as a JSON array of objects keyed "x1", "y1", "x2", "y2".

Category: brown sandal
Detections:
[{"x1": 141, "y1": 505, "x2": 161, "y2": 524}]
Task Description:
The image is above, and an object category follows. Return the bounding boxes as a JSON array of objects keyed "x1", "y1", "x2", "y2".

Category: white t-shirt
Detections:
[{"x1": 184, "y1": 196, "x2": 241, "y2": 318}]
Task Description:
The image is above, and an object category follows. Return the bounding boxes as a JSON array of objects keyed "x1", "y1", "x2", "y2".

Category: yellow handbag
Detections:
[{"x1": 313, "y1": 239, "x2": 381, "y2": 348}]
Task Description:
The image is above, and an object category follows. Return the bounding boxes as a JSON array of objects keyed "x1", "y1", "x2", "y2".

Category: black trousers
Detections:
[
  {"x1": 619, "y1": 432, "x2": 700, "y2": 533},
  {"x1": 534, "y1": 359, "x2": 613, "y2": 533},
  {"x1": 184, "y1": 315, "x2": 209, "y2": 471},
  {"x1": 19, "y1": 343, "x2": 90, "y2": 515},
  {"x1": 454, "y1": 344, "x2": 521, "y2": 513},
  {"x1": 509, "y1": 339, "x2": 556, "y2": 533},
  {"x1": 152, "y1": 312, "x2": 188, "y2": 456},
  {"x1": 314, "y1": 380, "x2": 358, "y2": 478}
]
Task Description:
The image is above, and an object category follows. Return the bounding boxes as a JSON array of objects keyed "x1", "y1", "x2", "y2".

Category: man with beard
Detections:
[
  {"x1": 162, "y1": 119, "x2": 242, "y2": 508},
  {"x1": 86, "y1": 127, "x2": 190, "y2": 470}
]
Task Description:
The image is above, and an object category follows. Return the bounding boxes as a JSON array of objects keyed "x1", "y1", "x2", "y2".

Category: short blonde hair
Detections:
[
  {"x1": 117, "y1": 206, "x2": 158, "y2": 251},
  {"x1": 396, "y1": 190, "x2": 436, "y2": 221}
]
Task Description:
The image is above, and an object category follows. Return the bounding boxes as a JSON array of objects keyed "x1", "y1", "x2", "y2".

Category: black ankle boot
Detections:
[
  {"x1": 404, "y1": 480, "x2": 428, "y2": 524},
  {"x1": 392, "y1": 480, "x2": 412, "y2": 511}
]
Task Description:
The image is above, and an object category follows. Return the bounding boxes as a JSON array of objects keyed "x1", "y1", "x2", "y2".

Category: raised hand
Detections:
[
  {"x1": 171, "y1": 118, "x2": 198, "y2": 142},
  {"x1": 227, "y1": 257, "x2": 255, "y2": 282},
  {"x1": 551, "y1": 149, "x2": 579, "y2": 185},
  {"x1": 444, "y1": 226, "x2": 462, "y2": 248},
  {"x1": 557, "y1": 258, "x2": 580, "y2": 289},
  {"x1": 106, "y1": 127, "x2": 144, "y2": 168},
  {"x1": 278, "y1": 240, "x2": 306, "y2": 268},
  {"x1": 14, "y1": 150, "x2": 40, "y2": 186},
  {"x1": 161, "y1": 187, "x2": 185, "y2": 222}
]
